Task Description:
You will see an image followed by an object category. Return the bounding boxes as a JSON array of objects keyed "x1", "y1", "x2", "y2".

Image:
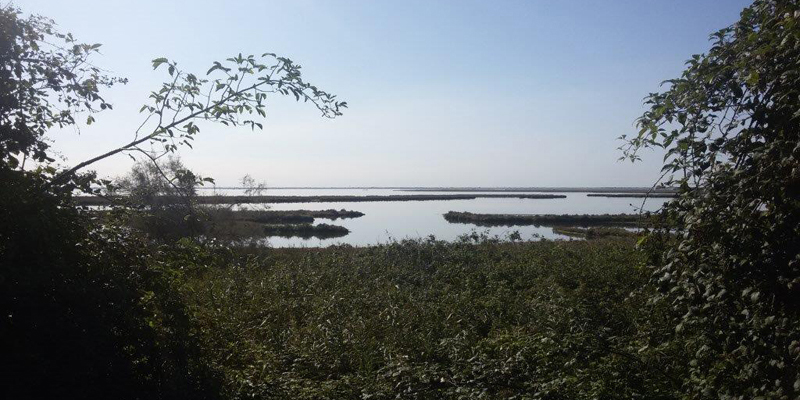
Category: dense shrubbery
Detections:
[
  {"x1": 0, "y1": 169, "x2": 221, "y2": 399},
  {"x1": 623, "y1": 1, "x2": 800, "y2": 398},
  {"x1": 166, "y1": 236, "x2": 677, "y2": 399}
]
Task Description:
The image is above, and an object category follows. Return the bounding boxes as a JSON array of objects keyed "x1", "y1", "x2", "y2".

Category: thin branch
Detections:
[{"x1": 47, "y1": 78, "x2": 275, "y2": 187}]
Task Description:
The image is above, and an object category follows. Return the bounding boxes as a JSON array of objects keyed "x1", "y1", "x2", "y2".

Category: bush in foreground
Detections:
[{"x1": 161, "y1": 237, "x2": 679, "y2": 399}]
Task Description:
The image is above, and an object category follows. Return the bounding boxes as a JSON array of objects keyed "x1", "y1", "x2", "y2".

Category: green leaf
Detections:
[
  {"x1": 151, "y1": 57, "x2": 168, "y2": 70},
  {"x1": 206, "y1": 62, "x2": 223, "y2": 75},
  {"x1": 746, "y1": 71, "x2": 759, "y2": 87}
]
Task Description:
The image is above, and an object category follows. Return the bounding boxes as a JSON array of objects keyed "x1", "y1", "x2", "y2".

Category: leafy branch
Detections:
[
  {"x1": 50, "y1": 53, "x2": 346, "y2": 188},
  {"x1": 0, "y1": 7, "x2": 126, "y2": 170}
]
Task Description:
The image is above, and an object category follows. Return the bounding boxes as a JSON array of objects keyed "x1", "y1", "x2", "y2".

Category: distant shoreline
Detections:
[
  {"x1": 586, "y1": 193, "x2": 677, "y2": 198},
  {"x1": 396, "y1": 187, "x2": 676, "y2": 194},
  {"x1": 197, "y1": 186, "x2": 677, "y2": 194},
  {"x1": 75, "y1": 193, "x2": 567, "y2": 206}
]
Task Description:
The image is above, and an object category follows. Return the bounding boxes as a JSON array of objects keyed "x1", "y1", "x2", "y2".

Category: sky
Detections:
[{"x1": 19, "y1": 0, "x2": 752, "y2": 187}]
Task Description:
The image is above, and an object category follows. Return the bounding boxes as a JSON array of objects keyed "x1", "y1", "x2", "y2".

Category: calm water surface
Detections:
[{"x1": 200, "y1": 188, "x2": 669, "y2": 247}]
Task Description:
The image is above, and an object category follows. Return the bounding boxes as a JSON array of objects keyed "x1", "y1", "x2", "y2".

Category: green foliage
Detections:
[
  {"x1": 0, "y1": 5, "x2": 124, "y2": 171},
  {"x1": 624, "y1": 1, "x2": 800, "y2": 398},
  {"x1": 115, "y1": 156, "x2": 202, "y2": 202},
  {"x1": 1, "y1": 4, "x2": 349, "y2": 398},
  {"x1": 52, "y1": 50, "x2": 347, "y2": 186},
  {"x1": 111, "y1": 156, "x2": 210, "y2": 242},
  {"x1": 165, "y1": 238, "x2": 679, "y2": 399},
  {"x1": 139, "y1": 51, "x2": 347, "y2": 152},
  {"x1": 0, "y1": 168, "x2": 221, "y2": 399}
]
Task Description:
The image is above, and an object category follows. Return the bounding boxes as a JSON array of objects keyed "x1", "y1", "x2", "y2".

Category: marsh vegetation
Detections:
[
  {"x1": 443, "y1": 211, "x2": 645, "y2": 227},
  {"x1": 202, "y1": 209, "x2": 360, "y2": 240},
  {"x1": 170, "y1": 236, "x2": 675, "y2": 399},
  {"x1": 210, "y1": 208, "x2": 363, "y2": 224},
  {"x1": 259, "y1": 222, "x2": 350, "y2": 239}
]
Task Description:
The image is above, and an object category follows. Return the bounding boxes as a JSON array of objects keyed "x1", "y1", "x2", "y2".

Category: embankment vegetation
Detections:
[
  {"x1": 552, "y1": 226, "x2": 639, "y2": 239},
  {"x1": 207, "y1": 220, "x2": 350, "y2": 240},
  {"x1": 443, "y1": 211, "x2": 645, "y2": 227},
  {"x1": 206, "y1": 208, "x2": 361, "y2": 227},
  {"x1": 260, "y1": 222, "x2": 349, "y2": 239},
  {"x1": 227, "y1": 209, "x2": 364, "y2": 223},
  {"x1": 194, "y1": 209, "x2": 359, "y2": 240}
]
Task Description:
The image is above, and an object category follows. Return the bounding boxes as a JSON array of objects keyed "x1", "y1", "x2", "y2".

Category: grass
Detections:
[{"x1": 443, "y1": 211, "x2": 647, "y2": 227}]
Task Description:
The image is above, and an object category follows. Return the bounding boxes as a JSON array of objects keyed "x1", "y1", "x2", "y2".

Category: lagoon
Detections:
[{"x1": 200, "y1": 188, "x2": 669, "y2": 247}]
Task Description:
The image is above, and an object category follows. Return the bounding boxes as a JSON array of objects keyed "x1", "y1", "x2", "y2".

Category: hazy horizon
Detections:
[
  {"x1": 193, "y1": 186, "x2": 666, "y2": 189},
  {"x1": 21, "y1": 0, "x2": 751, "y2": 187}
]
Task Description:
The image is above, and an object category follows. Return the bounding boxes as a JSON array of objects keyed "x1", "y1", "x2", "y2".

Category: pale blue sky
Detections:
[{"x1": 20, "y1": 0, "x2": 750, "y2": 187}]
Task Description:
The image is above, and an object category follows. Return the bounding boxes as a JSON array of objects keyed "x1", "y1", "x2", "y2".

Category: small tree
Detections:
[
  {"x1": 0, "y1": 5, "x2": 123, "y2": 191},
  {"x1": 623, "y1": 1, "x2": 800, "y2": 398},
  {"x1": 1, "y1": 4, "x2": 346, "y2": 398},
  {"x1": 114, "y1": 156, "x2": 209, "y2": 241}
]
